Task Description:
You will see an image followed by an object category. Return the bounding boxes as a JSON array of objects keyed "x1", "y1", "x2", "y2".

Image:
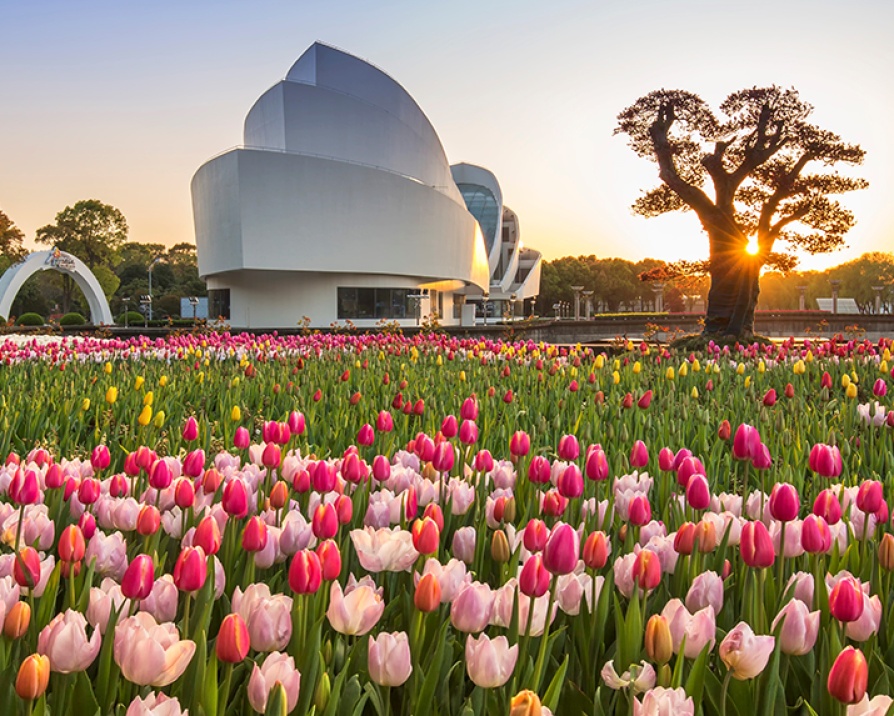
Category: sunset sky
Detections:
[{"x1": 1, "y1": 0, "x2": 891, "y2": 271}]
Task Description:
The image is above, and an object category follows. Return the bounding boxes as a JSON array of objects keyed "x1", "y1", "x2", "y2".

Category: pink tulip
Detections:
[
  {"x1": 751, "y1": 443, "x2": 772, "y2": 471},
  {"x1": 528, "y1": 455, "x2": 551, "y2": 484},
  {"x1": 873, "y1": 378, "x2": 887, "y2": 397},
  {"x1": 557, "y1": 464, "x2": 584, "y2": 499},
  {"x1": 458, "y1": 420, "x2": 478, "y2": 445},
  {"x1": 431, "y1": 442, "x2": 455, "y2": 473},
  {"x1": 182, "y1": 450, "x2": 205, "y2": 479},
  {"x1": 845, "y1": 592, "x2": 882, "y2": 642},
  {"x1": 558, "y1": 434, "x2": 580, "y2": 461},
  {"x1": 732, "y1": 424, "x2": 760, "y2": 461},
  {"x1": 181, "y1": 416, "x2": 199, "y2": 442},
  {"x1": 675, "y1": 457, "x2": 706, "y2": 489},
  {"x1": 287, "y1": 410, "x2": 306, "y2": 436},
  {"x1": 585, "y1": 446, "x2": 609, "y2": 481},
  {"x1": 801, "y1": 514, "x2": 832, "y2": 553},
  {"x1": 685, "y1": 571, "x2": 724, "y2": 614},
  {"x1": 601, "y1": 660, "x2": 655, "y2": 692},
  {"x1": 628, "y1": 495, "x2": 652, "y2": 526},
  {"x1": 357, "y1": 424, "x2": 375, "y2": 447},
  {"x1": 38, "y1": 609, "x2": 101, "y2": 673},
  {"x1": 460, "y1": 396, "x2": 479, "y2": 421},
  {"x1": 830, "y1": 576, "x2": 865, "y2": 623},
  {"x1": 809, "y1": 443, "x2": 842, "y2": 478},
  {"x1": 769, "y1": 483, "x2": 800, "y2": 522},
  {"x1": 326, "y1": 580, "x2": 384, "y2": 635},
  {"x1": 91, "y1": 444, "x2": 111, "y2": 471},
  {"x1": 772, "y1": 598, "x2": 820, "y2": 655},
  {"x1": 125, "y1": 692, "x2": 187, "y2": 715},
  {"x1": 114, "y1": 613, "x2": 196, "y2": 687},
  {"x1": 719, "y1": 622, "x2": 774, "y2": 679},
  {"x1": 233, "y1": 427, "x2": 250, "y2": 451},
  {"x1": 661, "y1": 599, "x2": 716, "y2": 659},
  {"x1": 232, "y1": 583, "x2": 293, "y2": 652},
  {"x1": 685, "y1": 475, "x2": 710, "y2": 510},
  {"x1": 509, "y1": 431, "x2": 530, "y2": 458},
  {"x1": 141, "y1": 576, "x2": 179, "y2": 624},
  {"x1": 121, "y1": 554, "x2": 155, "y2": 601},
  {"x1": 368, "y1": 631, "x2": 413, "y2": 687},
  {"x1": 629, "y1": 440, "x2": 649, "y2": 468},
  {"x1": 350, "y1": 526, "x2": 418, "y2": 573},
  {"x1": 658, "y1": 447, "x2": 675, "y2": 472},
  {"x1": 633, "y1": 687, "x2": 694, "y2": 716},
  {"x1": 452, "y1": 526, "x2": 476, "y2": 564},
  {"x1": 542, "y1": 522, "x2": 579, "y2": 575},
  {"x1": 440, "y1": 415, "x2": 458, "y2": 438},
  {"x1": 846, "y1": 695, "x2": 894, "y2": 716},
  {"x1": 247, "y1": 652, "x2": 301, "y2": 714},
  {"x1": 856, "y1": 481, "x2": 884, "y2": 515},
  {"x1": 814, "y1": 488, "x2": 843, "y2": 524},
  {"x1": 450, "y1": 582, "x2": 495, "y2": 633},
  {"x1": 8, "y1": 469, "x2": 39, "y2": 505},
  {"x1": 465, "y1": 633, "x2": 518, "y2": 688}
]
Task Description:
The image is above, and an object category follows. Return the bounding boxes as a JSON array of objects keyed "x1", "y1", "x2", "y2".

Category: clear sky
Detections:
[{"x1": 1, "y1": 0, "x2": 891, "y2": 271}]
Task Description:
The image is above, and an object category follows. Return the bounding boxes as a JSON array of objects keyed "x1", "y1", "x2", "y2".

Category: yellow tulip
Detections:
[
  {"x1": 231, "y1": 406, "x2": 242, "y2": 421},
  {"x1": 665, "y1": 366, "x2": 675, "y2": 380},
  {"x1": 736, "y1": 363, "x2": 746, "y2": 375},
  {"x1": 884, "y1": 348, "x2": 891, "y2": 362},
  {"x1": 105, "y1": 387, "x2": 118, "y2": 404},
  {"x1": 851, "y1": 370, "x2": 858, "y2": 384},
  {"x1": 154, "y1": 411, "x2": 166, "y2": 428},
  {"x1": 744, "y1": 376, "x2": 752, "y2": 388},
  {"x1": 378, "y1": 351, "x2": 385, "y2": 361},
  {"x1": 793, "y1": 360, "x2": 806, "y2": 375},
  {"x1": 805, "y1": 350, "x2": 814, "y2": 363},
  {"x1": 138, "y1": 405, "x2": 152, "y2": 426},
  {"x1": 355, "y1": 359, "x2": 361, "y2": 368},
  {"x1": 758, "y1": 360, "x2": 766, "y2": 374},
  {"x1": 159, "y1": 375, "x2": 168, "y2": 387},
  {"x1": 570, "y1": 366, "x2": 577, "y2": 377},
  {"x1": 692, "y1": 359, "x2": 701, "y2": 372},
  {"x1": 595, "y1": 355, "x2": 605, "y2": 369},
  {"x1": 231, "y1": 376, "x2": 240, "y2": 387},
  {"x1": 713, "y1": 364, "x2": 721, "y2": 374},
  {"x1": 459, "y1": 370, "x2": 466, "y2": 382},
  {"x1": 841, "y1": 374, "x2": 851, "y2": 388},
  {"x1": 103, "y1": 362, "x2": 112, "y2": 375},
  {"x1": 612, "y1": 371, "x2": 620, "y2": 384},
  {"x1": 626, "y1": 340, "x2": 634, "y2": 351},
  {"x1": 80, "y1": 398, "x2": 90, "y2": 412},
  {"x1": 143, "y1": 391, "x2": 154, "y2": 407},
  {"x1": 678, "y1": 363, "x2": 688, "y2": 377},
  {"x1": 436, "y1": 355, "x2": 443, "y2": 366},
  {"x1": 633, "y1": 361, "x2": 641, "y2": 374},
  {"x1": 881, "y1": 360, "x2": 889, "y2": 374},
  {"x1": 690, "y1": 387, "x2": 699, "y2": 399},
  {"x1": 203, "y1": 359, "x2": 210, "y2": 367},
  {"x1": 134, "y1": 376, "x2": 144, "y2": 390},
  {"x1": 846, "y1": 383, "x2": 858, "y2": 399},
  {"x1": 613, "y1": 359, "x2": 621, "y2": 371},
  {"x1": 197, "y1": 371, "x2": 205, "y2": 384}
]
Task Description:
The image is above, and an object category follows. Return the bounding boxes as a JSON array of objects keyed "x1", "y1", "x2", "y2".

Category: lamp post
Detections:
[
  {"x1": 797, "y1": 285, "x2": 807, "y2": 311},
  {"x1": 121, "y1": 297, "x2": 130, "y2": 328},
  {"x1": 482, "y1": 292, "x2": 489, "y2": 326},
  {"x1": 188, "y1": 296, "x2": 199, "y2": 325},
  {"x1": 147, "y1": 258, "x2": 162, "y2": 321},
  {"x1": 510, "y1": 293, "x2": 518, "y2": 321}
]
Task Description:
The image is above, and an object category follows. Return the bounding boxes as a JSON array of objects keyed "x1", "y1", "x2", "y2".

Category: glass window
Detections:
[
  {"x1": 208, "y1": 289, "x2": 230, "y2": 320},
  {"x1": 338, "y1": 288, "x2": 419, "y2": 320},
  {"x1": 456, "y1": 183, "x2": 499, "y2": 253}
]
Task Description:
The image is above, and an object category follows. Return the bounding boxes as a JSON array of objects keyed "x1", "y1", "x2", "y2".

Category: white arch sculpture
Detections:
[{"x1": 0, "y1": 248, "x2": 114, "y2": 325}]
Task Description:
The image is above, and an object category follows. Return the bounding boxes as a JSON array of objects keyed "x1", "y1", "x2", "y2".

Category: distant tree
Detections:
[
  {"x1": 0, "y1": 210, "x2": 27, "y2": 270},
  {"x1": 616, "y1": 86, "x2": 867, "y2": 339},
  {"x1": 35, "y1": 200, "x2": 128, "y2": 311},
  {"x1": 829, "y1": 252, "x2": 894, "y2": 313}
]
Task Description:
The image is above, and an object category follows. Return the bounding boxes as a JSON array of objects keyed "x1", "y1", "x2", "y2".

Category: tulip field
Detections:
[{"x1": 2, "y1": 331, "x2": 894, "y2": 715}]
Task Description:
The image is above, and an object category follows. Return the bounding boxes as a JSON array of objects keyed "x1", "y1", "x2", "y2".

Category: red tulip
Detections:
[
  {"x1": 312, "y1": 504, "x2": 338, "y2": 540},
  {"x1": 13, "y1": 548, "x2": 40, "y2": 588},
  {"x1": 717, "y1": 420, "x2": 731, "y2": 441},
  {"x1": 633, "y1": 549, "x2": 662, "y2": 590},
  {"x1": 523, "y1": 519, "x2": 549, "y2": 553},
  {"x1": 510, "y1": 431, "x2": 530, "y2": 458},
  {"x1": 801, "y1": 514, "x2": 832, "y2": 554},
  {"x1": 637, "y1": 390, "x2": 653, "y2": 409},
  {"x1": 173, "y1": 545, "x2": 207, "y2": 592},
  {"x1": 519, "y1": 554, "x2": 551, "y2": 598},
  {"x1": 629, "y1": 440, "x2": 649, "y2": 469},
  {"x1": 242, "y1": 516, "x2": 268, "y2": 552},
  {"x1": 182, "y1": 416, "x2": 199, "y2": 442},
  {"x1": 762, "y1": 388, "x2": 777, "y2": 406},
  {"x1": 582, "y1": 531, "x2": 609, "y2": 570},
  {"x1": 174, "y1": 478, "x2": 196, "y2": 509},
  {"x1": 411, "y1": 517, "x2": 440, "y2": 556},
  {"x1": 769, "y1": 483, "x2": 800, "y2": 522},
  {"x1": 58, "y1": 525, "x2": 86, "y2": 563},
  {"x1": 827, "y1": 646, "x2": 868, "y2": 704},
  {"x1": 628, "y1": 495, "x2": 652, "y2": 526},
  {"x1": 316, "y1": 539, "x2": 342, "y2": 581},
  {"x1": 8, "y1": 469, "x2": 39, "y2": 505},
  {"x1": 740, "y1": 520, "x2": 774, "y2": 568},
  {"x1": 193, "y1": 516, "x2": 222, "y2": 555},
  {"x1": 542, "y1": 523, "x2": 579, "y2": 575},
  {"x1": 216, "y1": 613, "x2": 250, "y2": 663},
  {"x1": 136, "y1": 504, "x2": 161, "y2": 536},
  {"x1": 856, "y1": 480, "x2": 883, "y2": 515},
  {"x1": 222, "y1": 479, "x2": 249, "y2": 518},
  {"x1": 829, "y1": 577, "x2": 865, "y2": 623},
  {"x1": 288, "y1": 550, "x2": 322, "y2": 594}
]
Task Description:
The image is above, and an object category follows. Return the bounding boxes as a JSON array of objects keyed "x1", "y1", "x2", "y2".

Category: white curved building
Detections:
[{"x1": 192, "y1": 43, "x2": 540, "y2": 328}]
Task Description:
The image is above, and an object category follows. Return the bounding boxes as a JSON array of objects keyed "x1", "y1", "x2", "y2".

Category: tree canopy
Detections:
[
  {"x1": 615, "y1": 86, "x2": 868, "y2": 337},
  {"x1": 0, "y1": 210, "x2": 27, "y2": 269}
]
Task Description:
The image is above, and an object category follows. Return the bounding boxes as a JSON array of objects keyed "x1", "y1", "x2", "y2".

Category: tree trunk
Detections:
[{"x1": 703, "y1": 228, "x2": 761, "y2": 338}]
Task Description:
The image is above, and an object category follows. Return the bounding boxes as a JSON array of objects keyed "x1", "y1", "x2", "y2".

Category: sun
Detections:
[{"x1": 745, "y1": 237, "x2": 759, "y2": 255}]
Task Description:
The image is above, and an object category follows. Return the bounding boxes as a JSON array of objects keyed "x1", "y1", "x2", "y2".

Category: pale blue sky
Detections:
[{"x1": 1, "y1": 0, "x2": 891, "y2": 270}]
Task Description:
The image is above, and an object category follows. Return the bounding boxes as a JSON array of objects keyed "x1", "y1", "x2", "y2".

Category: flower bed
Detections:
[{"x1": 0, "y1": 332, "x2": 892, "y2": 715}]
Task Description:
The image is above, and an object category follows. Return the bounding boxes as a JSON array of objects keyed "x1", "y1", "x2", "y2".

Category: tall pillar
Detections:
[
  {"x1": 651, "y1": 282, "x2": 665, "y2": 312},
  {"x1": 571, "y1": 286, "x2": 584, "y2": 321},
  {"x1": 797, "y1": 286, "x2": 807, "y2": 311},
  {"x1": 830, "y1": 280, "x2": 841, "y2": 315},
  {"x1": 872, "y1": 286, "x2": 884, "y2": 314},
  {"x1": 582, "y1": 290, "x2": 594, "y2": 320}
]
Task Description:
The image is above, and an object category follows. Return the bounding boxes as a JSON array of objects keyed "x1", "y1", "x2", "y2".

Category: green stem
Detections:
[
  {"x1": 720, "y1": 669, "x2": 733, "y2": 716},
  {"x1": 218, "y1": 662, "x2": 234, "y2": 716}
]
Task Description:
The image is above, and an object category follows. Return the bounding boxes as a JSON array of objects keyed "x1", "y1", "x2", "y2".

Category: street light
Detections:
[
  {"x1": 482, "y1": 292, "x2": 490, "y2": 326},
  {"x1": 148, "y1": 258, "x2": 162, "y2": 321},
  {"x1": 121, "y1": 296, "x2": 131, "y2": 327}
]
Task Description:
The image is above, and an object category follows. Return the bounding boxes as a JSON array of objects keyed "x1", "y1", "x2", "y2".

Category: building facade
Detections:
[{"x1": 192, "y1": 43, "x2": 540, "y2": 328}]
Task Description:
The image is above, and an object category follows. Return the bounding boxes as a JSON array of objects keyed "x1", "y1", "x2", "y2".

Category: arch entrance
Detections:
[{"x1": 0, "y1": 248, "x2": 114, "y2": 325}]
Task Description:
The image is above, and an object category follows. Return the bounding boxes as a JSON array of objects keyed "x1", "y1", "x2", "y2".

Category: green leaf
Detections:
[
  {"x1": 72, "y1": 671, "x2": 101, "y2": 716},
  {"x1": 202, "y1": 649, "x2": 219, "y2": 716},
  {"x1": 542, "y1": 654, "x2": 568, "y2": 711},
  {"x1": 684, "y1": 642, "x2": 710, "y2": 706},
  {"x1": 265, "y1": 682, "x2": 289, "y2": 716},
  {"x1": 417, "y1": 620, "x2": 448, "y2": 710}
]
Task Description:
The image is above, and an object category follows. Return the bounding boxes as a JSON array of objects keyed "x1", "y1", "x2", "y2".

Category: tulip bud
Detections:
[
  {"x1": 289, "y1": 550, "x2": 322, "y2": 594},
  {"x1": 519, "y1": 554, "x2": 550, "y2": 598},
  {"x1": 628, "y1": 494, "x2": 652, "y2": 526},
  {"x1": 58, "y1": 525, "x2": 86, "y2": 564},
  {"x1": 629, "y1": 440, "x2": 649, "y2": 468},
  {"x1": 674, "y1": 522, "x2": 696, "y2": 556},
  {"x1": 136, "y1": 504, "x2": 161, "y2": 536},
  {"x1": 78, "y1": 477, "x2": 100, "y2": 505},
  {"x1": 422, "y1": 503, "x2": 444, "y2": 532},
  {"x1": 222, "y1": 479, "x2": 249, "y2": 519},
  {"x1": 491, "y1": 529, "x2": 511, "y2": 563},
  {"x1": 173, "y1": 546, "x2": 207, "y2": 592},
  {"x1": 582, "y1": 531, "x2": 609, "y2": 570},
  {"x1": 645, "y1": 614, "x2": 673, "y2": 664},
  {"x1": 312, "y1": 504, "x2": 338, "y2": 540},
  {"x1": 233, "y1": 426, "x2": 250, "y2": 450},
  {"x1": 633, "y1": 549, "x2": 662, "y2": 590},
  {"x1": 316, "y1": 540, "x2": 342, "y2": 581},
  {"x1": 314, "y1": 672, "x2": 331, "y2": 713},
  {"x1": 718, "y1": 420, "x2": 731, "y2": 441},
  {"x1": 510, "y1": 689, "x2": 543, "y2": 716},
  {"x1": 769, "y1": 483, "x2": 800, "y2": 522},
  {"x1": 827, "y1": 646, "x2": 868, "y2": 705},
  {"x1": 414, "y1": 573, "x2": 441, "y2": 612},
  {"x1": 121, "y1": 554, "x2": 155, "y2": 600},
  {"x1": 523, "y1": 519, "x2": 549, "y2": 554},
  {"x1": 4, "y1": 601, "x2": 30, "y2": 639},
  {"x1": 509, "y1": 431, "x2": 530, "y2": 458},
  {"x1": 217, "y1": 613, "x2": 250, "y2": 663},
  {"x1": 829, "y1": 577, "x2": 865, "y2": 623},
  {"x1": 15, "y1": 654, "x2": 50, "y2": 701},
  {"x1": 411, "y1": 518, "x2": 440, "y2": 556},
  {"x1": 90, "y1": 444, "x2": 111, "y2": 471},
  {"x1": 242, "y1": 516, "x2": 268, "y2": 552},
  {"x1": 543, "y1": 522, "x2": 579, "y2": 575},
  {"x1": 740, "y1": 520, "x2": 775, "y2": 568},
  {"x1": 879, "y1": 533, "x2": 894, "y2": 571},
  {"x1": 182, "y1": 416, "x2": 199, "y2": 441},
  {"x1": 13, "y1": 548, "x2": 41, "y2": 589}
]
